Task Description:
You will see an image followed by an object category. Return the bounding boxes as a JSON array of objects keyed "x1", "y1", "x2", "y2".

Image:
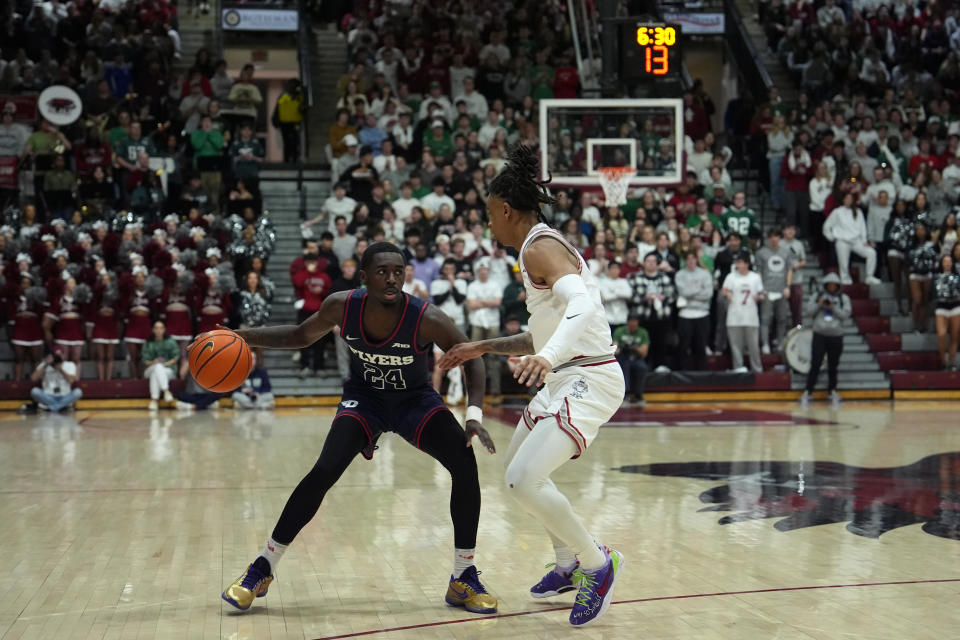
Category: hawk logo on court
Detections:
[
  {"x1": 570, "y1": 377, "x2": 589, "y2": 399},
  {"x1": 616, "y1": 453, "x2": 960, "y2": 541},
  {"x1": 340, "y1": 400, "x2": 358, "y2": 408}
]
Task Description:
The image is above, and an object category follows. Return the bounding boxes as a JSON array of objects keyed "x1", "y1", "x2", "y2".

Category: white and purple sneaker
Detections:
[
  {"x1": 569, "y1": 547, "x2": 625, "y2": 627},
  {"x1": 530, "y1": 563, "x2": 578, "y2": 598}
]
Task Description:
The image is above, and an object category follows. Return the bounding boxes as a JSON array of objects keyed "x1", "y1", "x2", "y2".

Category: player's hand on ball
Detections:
[
  {"x1": 465, "y1": 419, "x2": 496, "y2": 454},
  {"x1": 437, "y1": 342, "x2": 484, "y2": 370},
  {"x1": 510, "y1": 355, "x2": 551, "y2": 387}
]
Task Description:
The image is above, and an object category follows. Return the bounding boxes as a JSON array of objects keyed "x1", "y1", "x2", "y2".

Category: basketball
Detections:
[{"x1": 188, "y1": 329, "x2": 254, "y2": 393}]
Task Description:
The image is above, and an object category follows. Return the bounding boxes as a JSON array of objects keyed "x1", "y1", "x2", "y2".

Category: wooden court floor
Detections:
[{"x1": 0, "y1": 401, "x2": 958, "y2": 640}]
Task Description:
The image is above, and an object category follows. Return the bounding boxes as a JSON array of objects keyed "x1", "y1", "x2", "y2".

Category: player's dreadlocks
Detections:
[{"x1": 487, "y1": 144, "x2": 557, "y2": 226}]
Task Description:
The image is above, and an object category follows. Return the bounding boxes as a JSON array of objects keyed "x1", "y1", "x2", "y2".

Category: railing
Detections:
[
  {"x1": 724, "y1": 0, "x2": 772, "y2": 102},
  {"x1": 296, "y1": 0, "x2": 312, "y2": 219}
]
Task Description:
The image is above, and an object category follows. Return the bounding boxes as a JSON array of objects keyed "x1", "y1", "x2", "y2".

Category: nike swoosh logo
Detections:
[
  {"x1": 596, "y1": 570, "x2": 613, "y2": 596},
  {"x1": 565, "y1": 314, "x2": 582, "y2": 320},
  {"x1": 449, "y1": 583, "x2": 469, "y2": 598},
  {"x1": 199, "y1": 340, "x2": 215, "y2": 354},
  {"x1": 345, "y1": 336, "x2": 359, "y2": 341}
]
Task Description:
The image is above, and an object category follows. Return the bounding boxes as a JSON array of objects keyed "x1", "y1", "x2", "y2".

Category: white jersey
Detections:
[
  {"x1": 723, "y1": 271, "x2": 764, "y2": 327},
  {"x1": 518, "y1": 223, "x2": 614, "y2": 362}
]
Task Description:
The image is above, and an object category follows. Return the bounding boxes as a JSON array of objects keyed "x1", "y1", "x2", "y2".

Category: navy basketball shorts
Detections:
[{"x1": 334, "y1": 384, "x2": 453, "y2": 449}]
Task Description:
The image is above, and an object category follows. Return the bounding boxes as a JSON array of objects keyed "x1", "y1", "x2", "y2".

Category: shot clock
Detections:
[
  {"x1": 635, "y1": 24, "x2": 676, "y2": 75},
  {"x1": 620, "y1": 22, "x2": 681, "y2": 82}
]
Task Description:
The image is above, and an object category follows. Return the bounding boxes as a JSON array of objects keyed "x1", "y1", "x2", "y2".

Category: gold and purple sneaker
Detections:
[
  {"x1": 222, "y1": 563, "x2": 274, "y2": 611},
  {"x1": 445, "y1": 566, "x2": 498, "y2": 614}
]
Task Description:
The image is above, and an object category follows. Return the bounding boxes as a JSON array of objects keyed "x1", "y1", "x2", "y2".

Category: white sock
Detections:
[
  {"x1": 260, "y1": 537, "x2": 288, "y2": 572},
  {"x1": 453, "y1": 548, "x2": 475, "y2": 576},
  {"x1": 554, "y1": 546, "x2": 577, "y2": 573},
  {"x1": 578, "y1": 544, "x2": 607, "y2": 572}
]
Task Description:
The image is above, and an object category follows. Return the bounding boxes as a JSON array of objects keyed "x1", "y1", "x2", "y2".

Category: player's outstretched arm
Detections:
[
  {"x1": 229, "y1": 292, "x2": 348, "y2": 349},
  {"x1": 436, "y1": 331, "x2": 534, "y2": 370},
  {"x1": 420, "y1": 306, "x2": 496, "y2": 454}
]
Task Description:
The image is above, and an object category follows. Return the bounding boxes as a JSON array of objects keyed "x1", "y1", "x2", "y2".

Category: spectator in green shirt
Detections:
[
  {"x1": 107, "y1": 110, "x2": 132, "y2": 148},
  {"x1": 42, "y1": 154, "x2": 76, "y2": 217},
  {"x1": 423, "y1": 120, "x2": 454, "y2": 162},
  {"x1": 721, "y1": 191, "x2": 759, "y2": 237},
  {"x1": 529, "y1": 50, "x2": 555, "y2": 101},
  {"x1": 114, "y1": 122, "x2": 156, "y2": 172},
  {"x1": 500, "y1": 267, "x2": 530, "y2": 325},
  {"x1": 190, "y1": 115, "x2": 224, "y2": 169},
  {"x1": 613, "y1": 315, "x2": 650, "y2": 405},
  {"x1": 230, "y1": 122, "x2": 265, "y2": 182},
  {"x1": 142, "y1": 321, "x2": 180, "y2": 411}
]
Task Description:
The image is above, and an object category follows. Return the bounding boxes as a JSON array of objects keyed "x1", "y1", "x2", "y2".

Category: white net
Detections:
[{"x1": 597, "y1": 167, "x2": 637, "y2": 206}]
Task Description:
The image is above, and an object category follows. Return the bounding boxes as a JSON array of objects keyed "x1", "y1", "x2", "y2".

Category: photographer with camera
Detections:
[
  {"x1": 798, "y1": 273, "x2": 851, "y2": 409},
  {"x1": 28, "y1": 350, "x2": 82, "y2": 412}
]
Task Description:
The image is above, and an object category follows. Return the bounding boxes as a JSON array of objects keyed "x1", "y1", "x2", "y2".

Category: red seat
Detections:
[
  {"x1": 856, "y1": 317, "x2": 890, "y2": 334},
  {"x1": 890, "y1": 371, "x2": 960, "y2": 389},
  {"x1": 851, "y1": 299, "x2": 880, "y2": 316},
  {"x1": 876, "y1": 351, "x2": 941, "y2": 371},
  {"x1": 842, "y1": 283, "x2": 870, "y2": 299},
  {"x1": 866, "y1": 333, "x2": 901, "y2": 352}
]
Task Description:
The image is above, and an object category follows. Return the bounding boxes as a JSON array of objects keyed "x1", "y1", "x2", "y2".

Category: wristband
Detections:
[{"x1": 466, "y1": 405, "x2": 483, "y2": 424}]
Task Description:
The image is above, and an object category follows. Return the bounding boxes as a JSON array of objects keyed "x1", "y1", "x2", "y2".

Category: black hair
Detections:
[
  {"x1": 442, "y1": 258, "x2": 458, "y2": 269},
  {"x1": 767, "y1": 227, "x2": 782, "y2": 238},
  {"x1": 360, "y1": 242, "x2": 406, "y2": 271},
  {"x1": 487, "y1": 144, "x2": 556, "y2": 226},
  {"x1": 320, "y1": 231, "x2": 334, "y2": 241}
]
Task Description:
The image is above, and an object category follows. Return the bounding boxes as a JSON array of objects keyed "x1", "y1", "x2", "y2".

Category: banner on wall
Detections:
[
  {"x1": 0, "y1": 157, "x2": 18, "y2": 190},
  {"x1": 0, "y1": 95, "x2": 38, "y2": 123},
  {"x1": 221, "y1": 8, "x2": 298, "y2": 32},
  {"x1": 663, "y1": 13, "x2": 725, "y2": 35}
]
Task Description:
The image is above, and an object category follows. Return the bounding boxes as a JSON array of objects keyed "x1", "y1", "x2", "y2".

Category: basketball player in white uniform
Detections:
[{"x1": 439, "y1": 145, "x2": 626, "y2": 627}]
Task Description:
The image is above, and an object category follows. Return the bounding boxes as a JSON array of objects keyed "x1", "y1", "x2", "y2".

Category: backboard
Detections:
[{"x1": 539, "y1": 98, "x2": 683, "y2": 189}]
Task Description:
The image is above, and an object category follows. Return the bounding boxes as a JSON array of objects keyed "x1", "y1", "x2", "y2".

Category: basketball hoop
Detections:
[{"x1": 597, "y1": 167, "x2": 637, "y2": 206}]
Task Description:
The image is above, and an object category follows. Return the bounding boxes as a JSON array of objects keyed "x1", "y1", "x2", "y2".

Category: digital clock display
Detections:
[{"x1": 635, "y1": 24, "x2": 678, "y2": 76}]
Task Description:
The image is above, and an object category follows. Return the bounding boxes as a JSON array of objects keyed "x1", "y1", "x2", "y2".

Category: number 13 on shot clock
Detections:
[{"x1": 635, "y1": 24, "x2": 678, "y2": 76}]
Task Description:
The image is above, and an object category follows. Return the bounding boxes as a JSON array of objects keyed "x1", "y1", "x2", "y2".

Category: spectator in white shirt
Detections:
[
  {"x1": 30, "y1": 352, "x2": 82, "y2": 411},
  {"x1": 453, "y1": 77, "x2": 489, "y2": 121},
  {"x1": 300, "y1": 183, "x2": 356, "y2": 238},
  {"x1": 478, "y1": 30, "x2": 511, "y2": 65},
  {"x1": 392, "y1": 181, "x2": 420, "y2": 221},
  {"x1": 449, "y1": 53, "x2": 475, "y2": 97},
  {"x1": 597, "y1": 261, "x2": 632, "y2": 331},
  {"x1": 401, "y1": 264, "x2": 428, "y2": 299},
  {"x1": 430, "y1": 259, "x2": 469, "y2": 400},
  {"x1": 375, "y1": 48, "x2": 399, "y2": 90},
  {"x1": 721, "y1": 255, "x2": 765, "y2": 373},
  {"x1": 823, "y1": 192, "x2": 882, "y2": 285},
  {"x1": 477, "y1": 110, "x2": 506, "y2": 149},
  {"x1": 465, "y1": 258, "x2": 503, "y2": 396},
  {"x1": 420, "y1": 177, "x2": 456, "y2": 217},
  {"x1": 817, "y1": 0, "x2": 845, "y2": 27},
  {"x1": 418, "y1": 82, "x2": 455, "y2": 125},
  {"x1": 372, "y1": 139, "x2": 398, "y2": 173}
]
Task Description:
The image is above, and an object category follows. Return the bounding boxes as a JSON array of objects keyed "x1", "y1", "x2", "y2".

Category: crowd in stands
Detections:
[
  {"x1": 754, "y1": 0, "x2": 960, "y2": 371},
  {"x1": 0, "y1": 0, "x2": 287, "y2": 411}
]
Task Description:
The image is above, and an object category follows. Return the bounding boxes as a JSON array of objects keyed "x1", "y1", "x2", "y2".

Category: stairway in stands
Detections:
[
  {"x1": 258, "y1": 167, "x2": 343, "y2": 395},
  {"x1": 731, "y1": 0, "x2": 798, "y2": 102},
  {"x1": 174, "y1": 10, "x2": 215, "y2": 72},
  {"x1": 306, "y1": 23, "x2": 348, "y2": 163}
]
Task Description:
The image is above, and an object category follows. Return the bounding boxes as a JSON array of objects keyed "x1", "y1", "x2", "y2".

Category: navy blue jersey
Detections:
[{"x1": 339, "y1": 289, "x2": 433, "y2": 395}]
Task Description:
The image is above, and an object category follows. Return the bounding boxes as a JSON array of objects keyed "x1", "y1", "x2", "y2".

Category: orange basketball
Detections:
[{"x1": 188, "y1": 329, "x2": 254, "y2": 393}]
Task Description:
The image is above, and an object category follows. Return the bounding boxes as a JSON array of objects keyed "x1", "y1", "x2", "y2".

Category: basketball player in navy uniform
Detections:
[{"x1": 218, "y1": 243, "x2": 498, "y2": 614}]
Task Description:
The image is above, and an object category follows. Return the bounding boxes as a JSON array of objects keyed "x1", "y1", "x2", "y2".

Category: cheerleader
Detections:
[
  {"x1": 163, "y1": 271, "x2": 195, "y2": 362},
  {"x1": 883, "y1": 200, "x2": 914, "y2": 315},
  {"x1": 237, "y1": 271, "x2": 270, "y2": 363},
  {"x1": 43, "y1": 277, "x2": 87, "y2": 366},
  {"x1": 196, "y1": 268, "x2": 232, "y2": 334},
  {"x1": 9, "y1": 275, "x2": 45, "y2": 380},
  {"x1": 934, "y1": 255, "x2": 960, "y2": 370},
  {"x1": 92, "y1": 271, "x2": 121, "y2": 380},
  {"x1": 907, "y1": 224, "x2": 939, "y2": 333},
  {"x1": 123, "y1": 266, "x2": 154, "y2": 378}
]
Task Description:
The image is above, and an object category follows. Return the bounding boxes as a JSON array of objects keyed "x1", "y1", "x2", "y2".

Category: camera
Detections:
[{"x1": 52, "y1": 353, "x2": 63, "y2": 365}]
